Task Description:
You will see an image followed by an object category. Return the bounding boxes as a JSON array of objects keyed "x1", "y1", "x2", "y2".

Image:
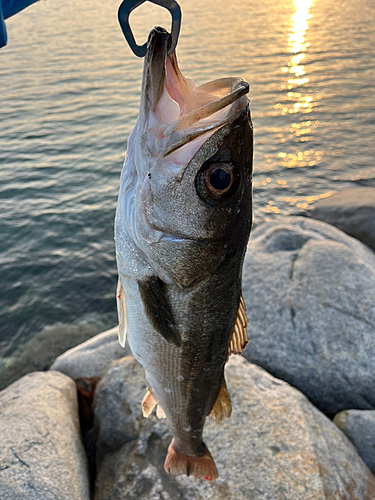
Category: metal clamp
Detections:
[{"x1": 118, "y1": 0, "x2": 181, "y2": 57}]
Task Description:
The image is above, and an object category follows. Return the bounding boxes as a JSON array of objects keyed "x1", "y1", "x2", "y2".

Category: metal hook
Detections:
[{"x1": 118, "y1": 0, "x2": 181, "y2": 57}]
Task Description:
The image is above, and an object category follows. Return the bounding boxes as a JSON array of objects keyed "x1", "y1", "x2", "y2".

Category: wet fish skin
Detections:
[{"x1": 115, "y1": 27, "x2": 253, "y2": 479}]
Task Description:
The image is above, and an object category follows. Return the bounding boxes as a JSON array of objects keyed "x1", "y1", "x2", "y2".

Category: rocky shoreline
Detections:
[{"x1": 0, "y1": 188, "x2": 374, "y2": 499}]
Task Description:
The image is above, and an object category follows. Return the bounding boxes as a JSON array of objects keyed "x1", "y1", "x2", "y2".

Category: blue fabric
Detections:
[
  {"x1": 0, "y1": 0, "x2": 39, "y2": 47},
  {"x1": 4, "y1": 0, "x2": 39, "y2": 19},
  {"x1": 0, "y1": 0, "x2": 7, "y2": 48}
]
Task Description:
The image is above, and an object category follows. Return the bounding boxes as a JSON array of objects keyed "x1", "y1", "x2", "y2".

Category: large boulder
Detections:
[
  {"x1": 93, "y1": 355, "x2": 375, "y2": 500},
  {"x1": 50, "y1": 326, "x2": 130, "y2": 379},
  {"x1": 0, "y1": 371, "x2": 90, "y2": 500},
  {"x1": 305, "y1": 188, "x2": 375, "y2": 251},
  {"x1": 242, "y1": 216, "x2": 375, "y2": 415},
  {"x1": 334, "y1": 410, "x2": 375, "y2": 475}
]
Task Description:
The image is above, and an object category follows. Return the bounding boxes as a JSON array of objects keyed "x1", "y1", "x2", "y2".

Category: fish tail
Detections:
[{"x1": 164, "y1": 439, "x2": 218, "y2": 481}]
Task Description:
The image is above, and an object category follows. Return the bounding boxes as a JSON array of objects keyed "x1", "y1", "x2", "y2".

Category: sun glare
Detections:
[
  {"x1": 274, "y1": 0, "x2": 320, "y2": 175},
  {"x1": 263, "y1": 0, "x2": 320, "y2": 214},
  {"x1": 287, "y1": 0, "x2": 313, "y2": 86}
]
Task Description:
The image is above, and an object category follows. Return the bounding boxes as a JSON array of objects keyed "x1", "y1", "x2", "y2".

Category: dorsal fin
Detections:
[
  {"x1": 138, "y1": 276, "x2": 182, "y2": 348},
  {"x1": 228, "y1": 294, "x2": 248, "y2": 356},
  {"x1": 116, "y1": 278, "x2": 128, "y2": 348}
]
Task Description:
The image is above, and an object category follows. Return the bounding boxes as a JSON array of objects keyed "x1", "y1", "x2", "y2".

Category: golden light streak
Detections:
[
  {"x1": 289, "y1": 0, "x2": 313, "y2": 54},
  {"x1": 275, "y1": 0, "x2": 319, "y2": 170}
]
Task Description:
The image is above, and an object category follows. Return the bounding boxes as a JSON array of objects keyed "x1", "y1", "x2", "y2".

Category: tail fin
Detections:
[{"x1": 164, "y1": 439, "x2": 218, "y2": 481}]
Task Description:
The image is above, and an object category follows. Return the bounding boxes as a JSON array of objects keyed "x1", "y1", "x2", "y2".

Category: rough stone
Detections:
[
  {"x1": 334, "y1": 410, "x2": 375, "y2": 475},
  {"x1": 242, "y1": 216, "x2": 375, "y2": 415},
  {"x1": 93, "y1": 355, "x2": 147, "y2": 461},
  {"x1": 0, "y1": 317, "x2": 115, "y2": 390},
  {"x1": 305, "y1": 188, "x2": 375, "y2": 251},
  {"x1": 50, "y1": 326, "x2": 130, "y2": 379},
  {"x1": 93, "y1": 355, "x2": 375, "y2": 500},
  {"x1": 0, "y1": 370, "x2": 90, "y2": 500}
]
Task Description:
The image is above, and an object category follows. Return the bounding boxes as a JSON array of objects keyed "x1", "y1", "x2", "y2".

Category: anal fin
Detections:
[
  {"x1": 141, "y1": 389, "x2": 157, "y2": 418},
  {"x1": 164, "y1": 439, "x2": 218, "y2": 481},
  {"x1": 228, "y1": 294, "x2": 248, "y2": 356},
  {"x1": 209, "y1": 377, "x2": 232, "y2": 423},
  {"x1": 156, "y1": 404, "x2": 166, "y2": 419}
]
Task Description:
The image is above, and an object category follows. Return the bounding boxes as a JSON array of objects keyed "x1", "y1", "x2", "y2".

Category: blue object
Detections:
[
  {"x1": 0, "y1": 0, "x2": 40, "y2": 47},
  {"x1": 0, "y1": 0, "x2": 7, "y2": 47}
]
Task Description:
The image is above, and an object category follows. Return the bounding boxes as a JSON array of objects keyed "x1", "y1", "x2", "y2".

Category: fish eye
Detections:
[
  {"x1": 209, "y1": 168, "x2": 232, "y2": 191},
  {"x1": 196, "y1": 162, "x2": 239, "y2": 204}
]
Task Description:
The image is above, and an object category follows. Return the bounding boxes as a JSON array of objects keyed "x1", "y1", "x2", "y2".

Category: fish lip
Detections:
[
  {"x1": 142, "y1": 212, "x2": 229, "y2": 245},
  {"x1": 144, "y1": 27, "x2": 170, "y2": 113},
  {"x1": 154, "y1": 234, "x2": 219, "y2": 244}
]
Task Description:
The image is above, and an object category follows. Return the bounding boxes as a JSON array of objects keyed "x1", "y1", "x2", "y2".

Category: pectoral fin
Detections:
[
  {"x1": 209, "y1": 377, "x2": 232, "y2": 423},
  {"x1": 138, "y1": 276, "x2": 181, "y2": 348},
  {"x1": 228, "y1": 294, "x2": 248, "y2": 356},
  {"x1": 116, "y1": 278, "x2": 128, "y2": 348}
]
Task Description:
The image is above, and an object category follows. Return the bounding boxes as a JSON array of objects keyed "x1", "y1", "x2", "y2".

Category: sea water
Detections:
[{"x1": 0, "y1": 0, "x2": 374, "y2": 356}]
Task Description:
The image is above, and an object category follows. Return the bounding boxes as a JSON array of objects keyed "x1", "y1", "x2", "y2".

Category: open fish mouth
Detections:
[{"x1": 141, "y1": 27, "x2": 249, "y2": 158}]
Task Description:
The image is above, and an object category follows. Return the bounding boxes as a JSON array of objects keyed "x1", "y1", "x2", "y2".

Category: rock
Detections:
[
  {"x1": 0, "y1": 370, "x2": 90, "y2": 500},
  {"x1": 334, "y1": 410, "x2": 375, "y2": 475},
  {"x1": 242, "y1": 216, "x2": 375, "y2": 415},
  {"x1": 305, "y1": 188, "x2": 375, "y2": 251},
  {"x1": 93, "y1": 355, "x2": 375, "y2": 500},
  {"x1": 0, "y1": 317, "x2": 116, "y2": 391},
  {"x1": 93, "y1": 355, "x2": 148, "y2": 459},
  {"x1": 50, "y1": 326, "x2": 130, "y2": 380}
]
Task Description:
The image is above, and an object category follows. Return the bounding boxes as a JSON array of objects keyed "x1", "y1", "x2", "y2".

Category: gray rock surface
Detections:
[
  {"x1": 0, "y1": 317, "x2": 115, "y2": 390},
  {"x1": 242, "y1": 216, "x2": 375, "y2": 415},
  {"x1": 305, "y1": 188, "x2": 375, "y2": 251},
  {"x1": 334, "y1": 410, "x2": 375, "y2": 475},
  {"x1": 93, "y1": 355, "x2": 375, "y2": 500},
  {"x1": 0, "y1": 370, "x2": 90, "y2": 500},
  {"x1": 50, "y1": 326, "x2": 130, "y2": 379}
]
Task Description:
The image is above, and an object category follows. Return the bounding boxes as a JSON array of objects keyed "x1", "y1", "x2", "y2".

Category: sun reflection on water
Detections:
[
  {"x1": 282, "y1": 0, "x2": 314, "y2": 115},
  {"x1": 261, "y1": 0, "x2": 322, "y2": 217}
]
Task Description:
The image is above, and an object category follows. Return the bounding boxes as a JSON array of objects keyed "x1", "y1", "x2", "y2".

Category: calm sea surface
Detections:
[{"x1": 0, "y1": 0, "x2": 374, "y2": 356}]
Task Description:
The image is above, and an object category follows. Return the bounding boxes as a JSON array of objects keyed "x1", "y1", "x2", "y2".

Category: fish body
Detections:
[{"x1": 115, "y1": 27, "x2": 253, "y2": 480}]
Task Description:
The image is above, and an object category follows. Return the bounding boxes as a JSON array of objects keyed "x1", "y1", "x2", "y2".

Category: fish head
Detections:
[{"x1": 117, "y1": 27, "x2": 253, "y2": 288}]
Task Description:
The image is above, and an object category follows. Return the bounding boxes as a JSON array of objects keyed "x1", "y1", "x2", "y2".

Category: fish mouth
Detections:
[{"x1": 141, "y1": 27, "x2": 249, "y2": 158}]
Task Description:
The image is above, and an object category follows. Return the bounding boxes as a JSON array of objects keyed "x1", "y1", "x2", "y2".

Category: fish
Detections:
[{"x1": 115, "y1": 26, "x2": 253, "y2": 481}]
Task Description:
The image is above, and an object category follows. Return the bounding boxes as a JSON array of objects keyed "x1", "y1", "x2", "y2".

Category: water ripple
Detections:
[{"x1": 0, "y1": 0, "x2": 374, "y2": 354}]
